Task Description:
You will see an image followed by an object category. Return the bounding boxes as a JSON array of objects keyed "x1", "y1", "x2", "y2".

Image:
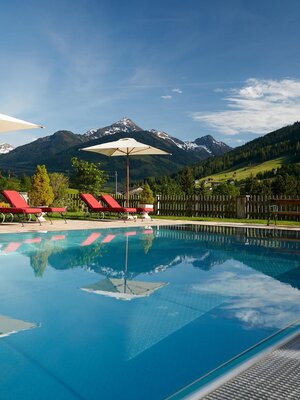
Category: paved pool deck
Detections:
[{"x1": 0, "y1": 217, "x2": 299, "y2": 234}]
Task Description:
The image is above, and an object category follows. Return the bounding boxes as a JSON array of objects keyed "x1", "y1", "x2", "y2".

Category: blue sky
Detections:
[{"x1": 1, "y1": 0, "x2": 300, "y2": 147}]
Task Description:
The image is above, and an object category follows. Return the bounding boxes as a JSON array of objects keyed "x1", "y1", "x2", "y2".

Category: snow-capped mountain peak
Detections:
[
  {"x1": 149, "y1": 130, "x2": 230, "y2": 155},
  {"x1": 0, "y1": 143, "x2": 14, "y2": 154},
  {"x1": 82, "y1": 117, "x2": 142, "y2": 139},
  {"x1": 149, "y1": 129, "x2": 185, "y2": 148},
  {"x1": 81, "y1": 118, "x2": 231, "y2": 156}
]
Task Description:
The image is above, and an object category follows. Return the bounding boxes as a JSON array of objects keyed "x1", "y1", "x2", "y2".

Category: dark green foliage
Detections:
[
  {"x1": 20, "y1": 175, "x2": 31, "y2": 192},
  {"x1": 178, "y1": 168, "x2": 195, "y2": 195},
  {"x1": 148, "y1": 176, "x2": 183, "y2": 195},
  {"x1": 49, "y1": 173, "x2": 69, "y2": 206},
  {"x1": 0, "y1": 176, "x2": 21, "y2": 191},
  {"x1": 240, "y1": 176, "x2": 272, "y2": 195},
  {"x1": 212, "y1": 183, "x2": 240, "y2": 196},
  {"x1": 71, "y1": 157, "x2": 107, "y2": 197},
  {"x1": 271, "y1": 174, "x2": 299, "y2": 196}
]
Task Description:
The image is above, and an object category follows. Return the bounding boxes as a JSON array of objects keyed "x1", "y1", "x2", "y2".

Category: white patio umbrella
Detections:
[
  {"x1": 0, "y1": 112, "x2": 44, "y2": 133},
  {"x1": 81, "y1": 137, "x2": 170, "y2": 207}
]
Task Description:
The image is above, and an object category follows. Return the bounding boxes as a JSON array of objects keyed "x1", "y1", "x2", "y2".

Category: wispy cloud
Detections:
[
  {"x1": 191, "y1": 78, "x2": 300, "y2": 135},
  {"x1": 161, "y1": 95, "x2": 173, "y2": 100},
  {"x1": 192, "y1": 262, "x2": 300, "y2": 329},
  {"x1": 172, "y1": 88, "x2": 183, "y2": 94}
]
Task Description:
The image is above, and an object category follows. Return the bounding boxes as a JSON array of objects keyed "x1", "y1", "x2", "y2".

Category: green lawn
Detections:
[
  {"x1": 56, "y1": 212, "x2": 300, "y2": 226},
  {"x1": 203, "y1": 157, "x2": 288, "y2": 183},
  {"x1": 64, "y1": 188, "x2": 79, "y2": 195}
]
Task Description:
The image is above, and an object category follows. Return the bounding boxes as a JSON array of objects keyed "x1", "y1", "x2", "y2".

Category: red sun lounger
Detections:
[
  {"x1": 80, "y1": 193, "x2": 134, "y2": 220},
  {"x1": 2, "y1": 190, "x2": 67, "y2": 224},
  {"x1": 100, "y1": 194, "x2": 153, "y2": 217},
  {"x1": 100, "y1": 194, "x2": 137, "y2": 215},
  {"x1": 80, "y1": 193, "x2": 115, "y2": 219}
]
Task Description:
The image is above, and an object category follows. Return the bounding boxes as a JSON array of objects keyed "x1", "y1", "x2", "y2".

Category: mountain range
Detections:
[{"x1": 0, "y1": 118, "x2": 231, "y2": 180}]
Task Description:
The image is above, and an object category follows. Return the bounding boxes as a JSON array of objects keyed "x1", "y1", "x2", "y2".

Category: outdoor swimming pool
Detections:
[{"x1": 0, "y1": 224, "x2": 299, "y2": 399}]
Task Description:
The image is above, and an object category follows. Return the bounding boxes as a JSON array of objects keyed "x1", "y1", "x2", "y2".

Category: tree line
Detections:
[{"x1": 0, "y1": 158, "x2": 108, "y2": 208}]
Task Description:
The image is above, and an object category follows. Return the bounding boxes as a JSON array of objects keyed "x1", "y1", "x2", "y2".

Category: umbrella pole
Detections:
[
  {"x1": 126, "y1": 153, "x2": 130, "y2": 208},
  {"x1": 124, "y1": 235, "x2": 128, "y2": 293}
]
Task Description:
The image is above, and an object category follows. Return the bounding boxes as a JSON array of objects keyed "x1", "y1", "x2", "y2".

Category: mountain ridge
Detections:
[
  {"x1": 0, "y1": 118, "x2": 231, "y2": 179},
  {"x1": 186, "y1": 121, "x2": 300, "y2": 181}
]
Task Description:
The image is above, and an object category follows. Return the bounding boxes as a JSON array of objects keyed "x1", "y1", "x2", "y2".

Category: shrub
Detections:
[{"x1": 29, "y1": 165, "x2": 54, "y2": 206}]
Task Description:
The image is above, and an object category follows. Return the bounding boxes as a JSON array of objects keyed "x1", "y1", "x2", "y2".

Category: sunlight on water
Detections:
[{"x1": 0, "y1": 225, "x2": 299, "y2": 399}]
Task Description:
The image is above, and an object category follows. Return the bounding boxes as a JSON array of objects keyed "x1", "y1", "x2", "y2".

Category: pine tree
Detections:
[
  {"x1": 178, "y1": 168, "x2": 195, "y2": 195},
  {"x1": 139, "y1": 183, "x2": 155, "y2": 204},
  {"x1": 29, "y1": 165, "x2": 54, "y2": 206}
]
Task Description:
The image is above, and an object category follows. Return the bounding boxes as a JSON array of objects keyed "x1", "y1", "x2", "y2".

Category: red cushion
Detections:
[
  {"x1": 39, "y1": 207, "x2": 66, "y2": 212},
  {"x1": 2, "y1": 190, "x2": 29, "y2": 208},
  {"x1": 80, "y1": 194, "x2": 103, "y2": 210},
  {"x1": 0, "y1": 207, "x2": 42, "y2": 214},
  {"x1": 100, "y1": 194, "x2": 122, "y2": 208}
]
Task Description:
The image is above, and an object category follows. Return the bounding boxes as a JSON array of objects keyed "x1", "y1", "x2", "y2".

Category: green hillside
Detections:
[
  {"x1": 204, "y1": 157, "x2": 289, "y2": 182},
  {"x1": 191, "y1": 122, "x2": 300, "y2": 180},
  {"x1": 149, "y1": 122, "x2": 300, "y2": 197}
]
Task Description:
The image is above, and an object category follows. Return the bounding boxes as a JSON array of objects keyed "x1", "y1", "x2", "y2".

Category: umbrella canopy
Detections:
[
  {"x1": 0, "y1": 113, "x2": 43, "y2": 133},
  {"x1": 82, "y1": 137, "x2": 170, "y2": 206},
  {"x1": 81, "y1": 278, "x2": 166, "y2": 301}
]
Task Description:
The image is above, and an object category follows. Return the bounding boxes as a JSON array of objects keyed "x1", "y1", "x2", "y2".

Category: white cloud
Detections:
[
  {"x1": 172, "y1": 88, "x2": 183, "y2": 94},
  {"x1": 161, "y1": 95, "x2": 173, "y2": 100},
  {"x1": 191, "y1": 78, "x2": 300, "y2": 135},
  {"x1": 192, "y1": 262, "x2": 300, "y2": 329}
]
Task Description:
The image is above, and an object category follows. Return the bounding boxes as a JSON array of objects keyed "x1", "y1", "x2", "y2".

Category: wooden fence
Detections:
[{"x1": 65, "y1": 193, "x2": 300, "y2": 221}]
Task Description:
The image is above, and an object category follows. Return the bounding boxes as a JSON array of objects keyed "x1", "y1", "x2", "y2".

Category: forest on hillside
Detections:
[{"x1": 146, "y1": 123, "x2": 300, "y2": 197}]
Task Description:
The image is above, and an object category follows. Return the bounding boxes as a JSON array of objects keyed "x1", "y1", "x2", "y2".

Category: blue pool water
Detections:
[{"x1": 0, "y1": 224, "x2": 299, "y2": 399}]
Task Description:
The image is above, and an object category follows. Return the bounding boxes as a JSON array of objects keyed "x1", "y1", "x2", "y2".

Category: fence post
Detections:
[{"x1": 236, "y1": 195, "x2": 250, "y2": 219}]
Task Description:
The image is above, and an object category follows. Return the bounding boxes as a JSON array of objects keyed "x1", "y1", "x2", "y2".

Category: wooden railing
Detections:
[{"x1": 64, "y1": 193, "x2": 300, "y2": 221}]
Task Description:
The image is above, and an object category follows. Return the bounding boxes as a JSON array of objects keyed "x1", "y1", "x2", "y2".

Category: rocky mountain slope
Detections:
[{"x1": 0, "y1": 118, "x2": 231, "y2": 178}]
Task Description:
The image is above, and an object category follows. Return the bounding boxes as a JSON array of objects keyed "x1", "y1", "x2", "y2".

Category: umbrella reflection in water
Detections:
[{"x1": 81, "y1": 230, "x2": 167, "y2": 300}]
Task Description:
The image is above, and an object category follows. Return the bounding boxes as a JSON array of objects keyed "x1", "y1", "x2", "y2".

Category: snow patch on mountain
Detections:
[
  {"x1": 0, "y1": 143, "x2": 14, "y2": 154},
  {"x1": 149, "y1": 130, "x2": 222, "y2": 154},
  {"x1": 183, "y1": 142, "x2": 212, "y2": 153},
  {"x1": 149, "y1": 129, "x2": 185, "y2": 148},
  {"x1": 83, "y1": 117, "x2": 142, "y2": 139},
  {"x1": 80, "y1": 118, "x2": 231, "y2": 156}
]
